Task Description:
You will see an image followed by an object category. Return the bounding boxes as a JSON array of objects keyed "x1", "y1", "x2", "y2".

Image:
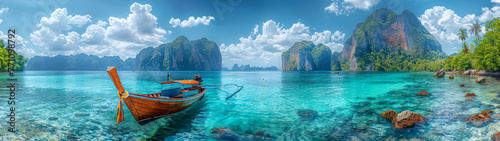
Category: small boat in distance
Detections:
[{"x1": 107, "y1": 67, "x2": 206, "y2": 125}]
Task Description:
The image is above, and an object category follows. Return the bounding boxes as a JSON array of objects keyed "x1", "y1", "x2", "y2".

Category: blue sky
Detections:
[{"x1": 0, "y1": 0, "x2": 499, "y2": 67}]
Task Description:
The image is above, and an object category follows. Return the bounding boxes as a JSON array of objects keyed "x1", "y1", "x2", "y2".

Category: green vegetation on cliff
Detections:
[
  {"x1": 340, "y1": 8, "x2": 445, "y2": 71},
  {"x1": 282, "y1": 41, "x2": 331, "y2": 71},
  {"x1": 0, "y1": 40, "x2": 28, "y2": 71}
]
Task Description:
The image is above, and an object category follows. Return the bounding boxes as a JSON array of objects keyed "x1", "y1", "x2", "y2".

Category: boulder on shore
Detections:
[
  {"x1": 449, "y1": 74, "x2": 454, "y2": 79},
  {"x1": 463, "y1": 70, "x2": 472, "y2": 75},
  {"x1": 433, "y1": 68, "x2": 445, "y2": 77},
  {"x1": 476, "y1": 77, "x2": 486, "y2": 83},
  {"x1": 416, "y1": 90, "x2": 429, "y2": 96}
]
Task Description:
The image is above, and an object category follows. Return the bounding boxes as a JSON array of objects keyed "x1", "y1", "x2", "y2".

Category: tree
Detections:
[
  {"x1": 469, "y1": 21, "x2": 482, "y2": 45},
  {"x1": 457, "y1": 28, "x2": 473, "y2": 69},
  {"x1": 458, "y1": 28, "x2": 468, "y2": 42}
]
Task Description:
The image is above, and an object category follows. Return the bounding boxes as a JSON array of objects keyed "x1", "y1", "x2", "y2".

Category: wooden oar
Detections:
[{"x1": 107, "y1": 67, "x2": 125, "y2": 94}]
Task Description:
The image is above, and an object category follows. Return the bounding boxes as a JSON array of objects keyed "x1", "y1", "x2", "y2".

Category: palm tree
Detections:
[
  {"x1": 460, "y1": 42, "x2": 472, "y2": 69},
  {"x1": 457, "y1": 28, "x2": 468, "y2": 42},
  {"x1": 469, "y1": 22, "x2": 482, "y2": 45},
  {"x1": 458, "y1": 28, "x2": 472, "y2": 69}
]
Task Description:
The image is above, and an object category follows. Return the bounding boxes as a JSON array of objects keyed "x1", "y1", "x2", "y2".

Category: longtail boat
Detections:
[{"x1": 107, "y1": 67, "x2": 206, "y2": 125}]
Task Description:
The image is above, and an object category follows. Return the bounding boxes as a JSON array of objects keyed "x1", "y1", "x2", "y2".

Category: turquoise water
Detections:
[{"x1": 0, "y1": 71, "x2": 500, "y2": 140}]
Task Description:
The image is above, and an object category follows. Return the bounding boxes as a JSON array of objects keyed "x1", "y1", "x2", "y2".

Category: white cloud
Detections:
[
  {"x1": 30, "y1": 3, "x2": 166, "y2": 59},
  {"x1": 30, "y1": 8, "x2": 91, "y2": 56},
  {"x1": 0, "y1": 8, "x2": 8, "y2": 14},
  {"x1": 345, "y1": 0, "x2": 380, "y2": 10},
  {"x1": 0, "y1": 8, "x2": 9, "y2": 25},
  {"x1": 418, "y1": 6, "x2": 500, "y2": 54},
  {"x1": 220, "y1": 20, "x2": 345, "y2": 67},
  {"x1": 0, "y1": 31, "x2": 36, "y2": 58},
  {"x1": 493, "y1": 0, "x2": 500, "y2": 4},
  {"x1": 325, "y1": 0, "x2": 379, "y2": 15},
  {"x1": 169, "y1": 16, "x2": 215, "y2": 28}
]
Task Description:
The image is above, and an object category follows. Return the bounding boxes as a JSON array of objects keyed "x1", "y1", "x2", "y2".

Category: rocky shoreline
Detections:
[{"x1": 444, "y1": 69, "x2": 500, "y2": 79}]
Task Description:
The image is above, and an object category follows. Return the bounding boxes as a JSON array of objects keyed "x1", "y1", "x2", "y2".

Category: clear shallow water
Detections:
[{"x1": 0, "y1": 71, "x2": 499, "y2": 140}]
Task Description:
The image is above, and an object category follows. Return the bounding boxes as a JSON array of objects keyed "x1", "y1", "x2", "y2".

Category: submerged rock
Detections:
[
  {"x1": 210, "y1": 127, "x2": 240, "y2": 141},
  {"x1": 492, "y1": 132, "x2": 500, "y2": 141},
  {"x1": 481, "y1": 83, "x2": 489, "y2": 85},
  {"x1": 476, "y1": 77, "x2": 486, "y2": 83},
  {"x1": 75, "y1": 113, "x2": 90, "y2": 117},
  {"x1": 465, "y1": 93, "x2": 476, "y2": 97},
  {"x1": 297, "y1": 110, "x2": 319, "y2": 120},
  {"x1": 460, "y1": 84, "x2": 465, "y2": 87},
  {"x1": 381, "y1": 110, "x2": 397, "y2": 120},
  {"x1": 392, "y1": 111, "x2": 426, "y2": 129},
  {"x1": 252, "y1": 129, "x2": 276, "y2": 139},
  {"x1": 449, "y1": 74, "x2": 454, "y2": 79},
  {"x1": 48, "y1": 117, "x2": 58, "y2": 120},
  {"x1": 433, "y1": 68, "x2": 445, "y2": 77},
  {"x1": 416, "y1": 90, "x2": 429, "y2": 96}
]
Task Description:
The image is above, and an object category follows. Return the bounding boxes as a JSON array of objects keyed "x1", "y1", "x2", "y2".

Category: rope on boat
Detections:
[
  {"x1": 204, "y1": 84, "x2": 244, "y2": 100},
  {"x1": 116, "y1": 90, "x2": 129, "y2": 124},
  {"x1": 173, "y1": 110, "x2": 242, "y2": 141}
]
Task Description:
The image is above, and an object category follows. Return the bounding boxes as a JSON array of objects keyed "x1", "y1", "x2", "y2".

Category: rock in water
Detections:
[
  {"x1": 416, "y1": 90, "x2": 429, "y2": 96},
  {"x1": 434, "y1": 68, "x2": 445, "y2": 77},
  {"x1": 392, "y1": 111, "x2": 426, "y2": 129},
  {"x1": 75, "y1": 113, "x2": 90, "y2": 117},
  {"x1": 492, "y1": 131, "x2": 500, "y2": 141},
  {"x1": 395, "y1": 111, "x2": 413, "y2": 122},
  {"x1": 465, "y1": 93, "x2": 476, "y2": 97},
  {"x1": 210, "y1": 127, "x2": 240, "y2": 140},
  {"x1": 467, "y1": 110, "x2": 493, "y2": 121},
  {"x1": 449, "y1": 74, "x2": 454, "y2": 79},
  {"x1": 460, "y1": 84, "x2": 465, "y2": 87},
  {"x1": 482, "y1": 110, "x2": 493, "y2": 115},
  {"x1": 297, "y1": 110, "x2": 319, "y2": 120},
  {"x1": 476, "y1": 77, "x2": 486, "y2": 83},
  {"x1": 381, "y1": 110, "x2": 398, "y2": 120}
]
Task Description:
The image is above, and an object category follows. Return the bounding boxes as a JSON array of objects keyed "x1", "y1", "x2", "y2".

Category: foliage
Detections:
[
  {"x1": 0, "y1": 40, "x2": 28, "y2": 71},
  {"x1": 444, "y1": 18, "x2": 500, "y2": 71}
]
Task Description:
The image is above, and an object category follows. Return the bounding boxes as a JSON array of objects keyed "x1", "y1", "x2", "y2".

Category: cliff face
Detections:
[
  {"x1": 26, "y1": 54, "x2": 134, "y2": 70},
  {"x1": 135, "y1": 36, "x2": 222, "y2": 71},
  {"x1": 340, "y1": 8, "x2": 442, "y2": 70},
  {"x1": 281, "y1": 41, "x2": 331, "y2": 71}
]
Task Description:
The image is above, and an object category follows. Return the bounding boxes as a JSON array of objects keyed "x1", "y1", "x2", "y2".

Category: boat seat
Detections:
[{"x1": 143, "y1": 93, "x2": 161, "y2": 98}]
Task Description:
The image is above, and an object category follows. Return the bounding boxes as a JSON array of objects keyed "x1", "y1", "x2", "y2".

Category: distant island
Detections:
[
  {"x1": 226, "y1": 64, "x2": 279, "y2": 71},
  {"x1": 26, "y1": 36, "x2": 222, "y2": 71},
  {"x1": 282, "y1": 8, "x2": 445, "y2": 71},
  {"x1": 26, "y1": 54, "x2": 134, "y2": 70}
]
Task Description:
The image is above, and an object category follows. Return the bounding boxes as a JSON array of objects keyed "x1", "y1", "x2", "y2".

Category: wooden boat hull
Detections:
[{"x1": 123, "y1": 88, "x2": 206, "y2": 125}]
